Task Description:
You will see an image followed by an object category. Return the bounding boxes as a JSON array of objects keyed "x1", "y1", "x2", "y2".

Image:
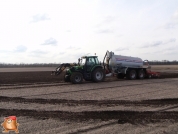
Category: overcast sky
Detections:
[{"x1": 0, "y1": 0, "x2": 178, "y2": 63}]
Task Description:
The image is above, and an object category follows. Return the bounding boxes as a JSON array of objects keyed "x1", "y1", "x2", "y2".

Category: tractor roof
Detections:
[{"x1": 81, "y1": 56, "x2": 98, "y2": 58}]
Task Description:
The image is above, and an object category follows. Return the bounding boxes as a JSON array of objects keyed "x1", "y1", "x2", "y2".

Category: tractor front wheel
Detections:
[
  {"x1": 92, "y1": 68, "x2": 105, "y2": 82},
  {"x1": 70, "y1": 72, "x2": 83, "y2": 84}
]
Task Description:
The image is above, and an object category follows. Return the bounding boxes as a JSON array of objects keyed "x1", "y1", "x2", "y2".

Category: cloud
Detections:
[
  {"x1": 96, "y1": 29, "x2": 114, "y2": 34},
  {"x1": 41, "y1": 38, "x2": 58, "y2": 46},
  {"x1": 67, "y1": 46, "x2": 81, "y2": 50},
  {"x1": 160, "y1": 47, "x2": 178, "y2": 55},
  {"x1": 162, "y1": 10, "x2": 178, "y2": 29},
  {"x1": 151, "y1": 41, "x2": 163, "y2": 47},
  {"x1": 96, "y1": 16, "x2": 115, "y2": 27},
  {"x1": 14, "y1": 45, "x2": 27, "y2": 52},
  {"x1": 140, "y1": 38, "x2": 176, "y2": 48},
  {"x1": 72, "y1": 52, "x2": 87, "y2": 59},
  {"x1": 95, "y1": 16, "x2": 115, "y2": 34},
  {"x1": 115, "y1": 48, "x2": 129, "y2": 51},
  {"x1": 163, "y1": 22, "x2": 178, "y2": 29},
  {"x1": 66, "y1": 30, "x2": 71, "y2": 32},
  {"x1": 29, "y1": 50, "x2": 48, "y2": 57},
  {"x1": 163, "y1": 50, "x2": 178, "y2": 55},
  {"x1": 141, "y1": 44, "x2": 178, "y2": 55},
  {"x1": 173, "y1": 10, "x2": 178, "y2": 18},
  {"x1": 59, "y1": 52, "x2": 66, "y2": 55},
  {"x1": 31, "y1": 14, "x2": 50, "y2": 23},
  {"x1": 0, "y1": 49, "x2": 11, "y2": 53},
  {"x1": 140, "y1": 41, "x2": 162, "y2": 48},
  {"x1": 0, "y1": 45, "x2": 27, "y2": 54},
  {"x1": 104, "y1": 16, "x2": 115, "y2": 23},
  {"x1": 164, "y1": 38, "x2": 176, "y2": 44}
]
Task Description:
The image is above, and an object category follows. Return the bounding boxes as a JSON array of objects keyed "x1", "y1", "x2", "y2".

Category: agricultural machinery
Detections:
[
  {"x1": 51, "y1": 56, "x2": 105, "y2": 84},
  {"x1": 51, "y1": 50, "x2": 160, "y2": 84}
]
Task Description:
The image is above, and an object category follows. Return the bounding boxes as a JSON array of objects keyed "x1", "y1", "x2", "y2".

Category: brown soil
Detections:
[
  {"x1": 0, "y1": 71, "x2": 65, "y2": 84},
  {"x1": 0, "y1": 67, "x2": 178, "y2": 133},
  {"x1": 0, "y1": 71, "x2": 178, "y2": 84},
  {"x1": 1, "y1": 108, "x2": 178, "y2": 123}
]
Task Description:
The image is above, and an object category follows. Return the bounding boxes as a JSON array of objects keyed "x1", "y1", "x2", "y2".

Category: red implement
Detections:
[{"x1": 146, "y1": 70, "x2": 160, "y2": 78}]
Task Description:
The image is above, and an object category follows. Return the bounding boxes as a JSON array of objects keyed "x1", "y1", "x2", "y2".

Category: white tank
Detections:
[{"x1": 106, "y1": 51, "x2": 143, "y2": 69}]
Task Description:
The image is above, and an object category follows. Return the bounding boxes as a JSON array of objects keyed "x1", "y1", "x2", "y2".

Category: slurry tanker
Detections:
[{"x1": 52, "y1": 50, "x2": 160, "y2": 84}]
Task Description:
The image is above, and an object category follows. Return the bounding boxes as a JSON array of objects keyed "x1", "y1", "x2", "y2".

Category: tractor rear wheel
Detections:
[
  {"x1": 70, "y1": 72, "x2": 83, "y2": 84},
  {"x1": 92, "y1": 68, "x2": 105, "y2": 82},
  {"x1": 126, "y1": 69, "x2": 137, "y2": 80}
]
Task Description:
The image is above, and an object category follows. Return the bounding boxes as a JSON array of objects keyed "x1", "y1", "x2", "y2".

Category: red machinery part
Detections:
[{"x1": 146, "y1": 70, "x2": 160, "y2": 78}]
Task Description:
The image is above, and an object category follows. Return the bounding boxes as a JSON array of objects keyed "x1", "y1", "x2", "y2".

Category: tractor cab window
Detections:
[
  {"x1": 86, "y1": 57, "x2": 96, "y2": 71},
  {"x1": 80, "y1": 58, "x2": 86, "y2": 65},
  {"x1": 87, "y1": 57, "x2": 95, "y2": 65},
  {"x1": 95, "y1": 57, "x2": 99, "y2": 65}
]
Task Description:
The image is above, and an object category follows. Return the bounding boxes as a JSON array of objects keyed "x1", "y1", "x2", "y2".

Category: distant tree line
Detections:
[
  {"x1": 149, "y1": 60, "x2": 178, "y2": 65},
  {"x1": 0, "y1": 63, "x2": 61, "y2": 68},
  {"x1": 0, "y1": 60, "x2": 178, "y2": 67}
]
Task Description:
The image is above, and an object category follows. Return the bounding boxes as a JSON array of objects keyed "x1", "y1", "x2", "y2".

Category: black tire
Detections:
[
  {"x1": 64, "y1": 75, "x2": 70, "y2": 82},
  {"x1": 92, "y1": 68, "x2": 105, "y2": 82},
  {"x1": 84, "y1": 79, "x2": 91, "y2": 81},
  {"x1": 70, "y1": 72, "x2": 83, "y2": 84},
  {"x1": 117, "y1": 73, "x2": 125, "y2": 79},
  {"x1": 138, "y1": 69, "x2": 145, "y2": 79},
  {"x1": 126, "y1": 69, "x2": 137, "y2": 80}
]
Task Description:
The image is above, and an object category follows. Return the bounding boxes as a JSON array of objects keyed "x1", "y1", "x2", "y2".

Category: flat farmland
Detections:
[
  {"x1": 151, "y1": 65, "x2": 178, "y2": 73},
  {"x1": 1, "y1": 65, "x2": 178, "y2": 84},
  {"x1": 0, "y1": 66, "x2": 178, "y2": 134}
]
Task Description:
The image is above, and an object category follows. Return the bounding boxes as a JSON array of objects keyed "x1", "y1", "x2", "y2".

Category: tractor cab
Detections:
[{"x1": 79, "y1": 56, "x2": 100, "y2": 70}]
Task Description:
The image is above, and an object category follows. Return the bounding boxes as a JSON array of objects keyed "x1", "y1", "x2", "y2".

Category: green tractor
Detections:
[{"x1": 52, "y1": 56, "x2": 105, "y2": 84}]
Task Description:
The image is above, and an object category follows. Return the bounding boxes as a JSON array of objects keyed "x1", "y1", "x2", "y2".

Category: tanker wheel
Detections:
[
  {"x1": 64, "y1": 75, "x2": 71, "y2": 82},
  {"x1": 92, "y1": 68, "x2": 105, "y2": 82},
  {"x1": 70, "y1": 72, "x2": 83, "y2": 84},
  {"x1": 127, "y1": 69, "x2": 137, "y2": 80},
  {"x1": 138, "y1": 70, "x2": 145, "y2": 79},
  {"x1": 117, "y1": 73, "x2": 125, "y2": 79}
]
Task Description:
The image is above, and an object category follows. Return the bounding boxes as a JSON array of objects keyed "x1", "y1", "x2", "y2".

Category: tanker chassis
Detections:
[{"x1": 52, "y1": 50, "x2": 160, "y2": 84}]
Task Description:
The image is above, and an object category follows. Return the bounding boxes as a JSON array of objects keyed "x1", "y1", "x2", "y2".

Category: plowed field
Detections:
[{"x1": 0, "y1": 66, "x2": 178, "y2": 134}]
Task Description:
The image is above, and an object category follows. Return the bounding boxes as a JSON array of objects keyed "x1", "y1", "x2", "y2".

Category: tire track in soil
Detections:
[
  {"x1": 0, "y1": 82, "x2": 61, "y2": 86},
  {"x1": 68, "y1": 121, "x2": 117, "y2": 134},
  {"x1": 1, "y1": 79, "x2": 176, "y2": 100},
  {"x1": 0, "y1": 80, "x2": 123, "y2": 90},
  {"x1": 0, "y1": 96, "x2": 178, "y2": 106},
  {"x1": 20, "y1": 80, "x2": 178, "y2": 98},
  {"x1": 109, "y1": 88, "x2": 176, "y2": 100},
  {"x1": 157, "y1": 105, "x2": 178, "y2": 112},
  {"x1": 1, "y1": 78, "x2": 176, "y2": 90},
  {"x1": 0, "y1": 109, "x2": 178, "y2": 124},
  {"x1": 0, "y1": 83, "x2": 68, "y2": 90}
]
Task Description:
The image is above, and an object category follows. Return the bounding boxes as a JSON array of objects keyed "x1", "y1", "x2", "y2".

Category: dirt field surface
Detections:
[{"x1": 0, "y1": 66, "x2": 178, "y2": 134}]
